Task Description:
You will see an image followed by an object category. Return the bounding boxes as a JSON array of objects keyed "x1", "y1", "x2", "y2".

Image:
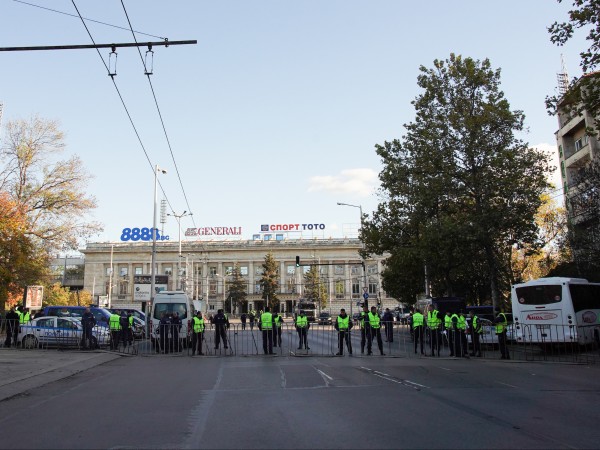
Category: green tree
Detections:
[
  {"x1": 227, "y1": 263, "x2": 248, "y2": 313},
  {"x1": 0, "y1": 115, "x2": 102, "y2": 253},
  {"x1": 260, "y1": 252, "x2": 279, "y2": 309},
  {"x1": 362, "y1": 54, "x2": 551, "y2": 309},
  {"x1": 303, "y1": 265, "x2": 328, "y2": 310},
  {"x1": 43, "y1": 282, "x2": 74, "y2": 306}
]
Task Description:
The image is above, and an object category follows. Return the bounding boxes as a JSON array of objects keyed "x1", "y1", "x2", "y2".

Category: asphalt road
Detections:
[{"x1": 0, "y1": 351, "x2": 599, "y2": 449}]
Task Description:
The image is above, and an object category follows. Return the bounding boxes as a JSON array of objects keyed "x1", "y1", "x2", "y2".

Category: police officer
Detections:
[
  {"x1": 457, "y1": 310, "x2": 469, "y2": 358},
  {"x1": 158, "y1": 311, "x2": 171, "y2": 354},
  {"x1": 427, "y1": 304, "x2": 441, "y2": 357},
  {"x1": 241, "y1": 312, "x2": 247, "y2": 330},
  {"x1": 80, "y1": 307, "x2": 96, "y2": 349},
  {"x1": 17, "y1": 306, "x2": 31, "y2": 327},
  {"x1": 109, "y1": 310, "x2": 122, "y2": 351},
  {"x1": 4, "y1": 307, "x2": 19, "y2": 348},
  {"x1": 335, "y1": 308, "x2": 353, "y2": 356},
  {"x1": 445, "y1": 311, "x2": 454, "y2": 356},
  {"x1": 127, "y1": 312, "x2": 134, "y2": 345},
  {"x1": 213, "y1": 309, "x2": 229, "y2": 351},
  {"x1": 382, "y1": 308, "x2": 394, "y2": 343},
  {"x1": 259, "y1": 306, "x2": 275, "y2": 354},
  {"x1": 468, "y1": 310, "x2": 482, "y2": 357},
  {"x1": 119, "y1": 311, "x2": 130, "y2": 348},
  {"x1": 450, "y1": 310, "x2": 460, "y2": 357},
  {"x1": 191, "y1": 311, "x2": 205, "y2": 356},
  {"x1": 359, "y1": 305, "x2": 368, "y2": 354},
  {"x1": 295, "y1": 310, "x2": 310, "y2": 350},
  {"x1": 367, "y1": 306, "x2": 385, "y2": 356},
  {"x1": 171, "y1": 312, "x2": 182, "y2": 352},
  {"x1": 273, "y1": 310, "x2": 284, "y2": 348},
  {"x1": 412, "y1": 308, "x2": 424, "y2": 354},
  {"x1": 249, "y1": 310, "x2": 256, "y2": 330},
  {"x1": 495, "y1": 307, "x2": 510, "y2": 359}
]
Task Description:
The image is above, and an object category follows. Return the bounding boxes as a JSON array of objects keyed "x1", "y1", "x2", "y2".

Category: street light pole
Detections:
[
  {"x1": 336, "y1": 202, "x2": 369, "y2": 309},
  {"x1": 151, "y1": 165, "x2": 167, "y2": 334},
  {"x1": 167, "y1": 210, "x2": 191, "y2": 290}
]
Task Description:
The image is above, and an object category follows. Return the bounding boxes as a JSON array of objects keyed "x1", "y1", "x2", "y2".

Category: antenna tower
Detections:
[{"x1": 557, "y1": 54, "x2": 570, "y2": 96}]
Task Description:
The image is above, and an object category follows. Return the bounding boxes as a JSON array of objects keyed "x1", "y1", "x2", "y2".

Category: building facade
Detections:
[{"x1": 81, "y1": 238, "x2": 397, "y2": 315}]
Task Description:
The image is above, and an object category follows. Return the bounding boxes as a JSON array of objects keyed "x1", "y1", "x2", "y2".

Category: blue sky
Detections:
[{"x1": 0, "y1": 0, "x2": 586, "y2": 246}]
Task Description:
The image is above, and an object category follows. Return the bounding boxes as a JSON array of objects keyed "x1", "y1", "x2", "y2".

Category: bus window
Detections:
[
  {"x1": 515, "y1": 285, "x2": 562, "y2": 305},
  {"x1": 569, "y1": 284, "x2": 600, "y2": 312}
]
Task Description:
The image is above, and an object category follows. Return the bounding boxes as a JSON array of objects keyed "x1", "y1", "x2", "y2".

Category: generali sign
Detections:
[{"x1": 185, "y1": 227, "x2": 242, "y2": 237}]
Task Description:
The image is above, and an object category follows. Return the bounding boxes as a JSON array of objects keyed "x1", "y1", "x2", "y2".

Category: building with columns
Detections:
[{"x1": 80, "y1": 238, "x2": 397, "y2": 316}]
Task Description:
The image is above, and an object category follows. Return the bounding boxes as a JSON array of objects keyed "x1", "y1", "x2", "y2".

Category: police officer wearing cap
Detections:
[
  {"x1": 259, "y1": 306, "x2": 275, "y2": 354},
  {"x1": 334, "y1": 308, "x2": 353, "y2": 356}
]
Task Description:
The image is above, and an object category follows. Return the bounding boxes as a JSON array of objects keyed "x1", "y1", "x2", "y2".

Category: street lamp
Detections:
[
  {"x1": 151, "y1": 165, "x2": 167, "y2": 334},
  {"x1": 336, "y1": 202, "x2": 369, "y2": 309},
  {"x1": 167, "y1": 210, "x2": 192, "y2": 290}
]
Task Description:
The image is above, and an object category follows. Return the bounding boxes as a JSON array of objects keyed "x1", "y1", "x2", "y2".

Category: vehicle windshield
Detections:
[
  {"x1": 153, "y1": 303, "x2": 188, "y2": 320},
  {"x1": 569, "y1": 284, "x2": 600, "y2": 312},
  {"x1": 515, "y1": 285, "x2": 562, "y2": 305}
]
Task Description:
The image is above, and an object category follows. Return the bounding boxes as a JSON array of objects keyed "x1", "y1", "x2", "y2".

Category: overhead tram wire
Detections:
[
  {"x1": 12, "y1": 0, "x2": 166, "y2": 40},
  {"x1": 120, "y1": 0, "x2": 197, "y2": 229},
  {"x1": 70, "y1": 0, "x2": 176, "y2": 215}
]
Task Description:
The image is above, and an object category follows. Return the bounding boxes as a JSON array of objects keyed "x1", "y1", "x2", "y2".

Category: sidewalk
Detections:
[{"x1": 0, "y1": 349, "x2": 121, "y2": 402}]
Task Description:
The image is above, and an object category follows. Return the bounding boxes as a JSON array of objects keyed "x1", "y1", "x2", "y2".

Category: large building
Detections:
[
  {"x1": 81, "y1": 237, "x2": 397, "y2": 316},
  {"x1": 555, "y1": 73, "x2": 600, "y2": 268}
]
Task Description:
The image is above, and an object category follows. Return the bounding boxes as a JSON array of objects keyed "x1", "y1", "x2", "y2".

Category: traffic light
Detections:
[{"x1": 295, "y1": 256, "x2": 300, "y2": 267}]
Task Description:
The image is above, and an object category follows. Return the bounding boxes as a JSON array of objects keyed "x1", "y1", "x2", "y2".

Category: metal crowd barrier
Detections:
[{"x1": 2, "y1": 318, "x2": 599, "y2": 364}]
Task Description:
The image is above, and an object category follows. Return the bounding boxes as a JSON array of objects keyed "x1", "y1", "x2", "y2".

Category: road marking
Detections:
[
  {"x1": 360, "y1": 367, "x2": 429, "y2": 390},
  {"x1": 439, "y1": 367, "x2": 452, "y2": 371},
  {"x1": 496, "y1": 381, "x2": 517, "y2": 388},
  {"x1": 317, "y1": 369, "x2": 333, "y2": 381}
]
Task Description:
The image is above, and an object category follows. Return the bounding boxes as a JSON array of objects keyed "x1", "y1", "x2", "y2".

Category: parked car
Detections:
[
  {"x1": 317, "y1": 312, "x2": 333, "y2": 325},
  {"x1": 18, "y1": 316, "x2": 110, "y2": 349}
]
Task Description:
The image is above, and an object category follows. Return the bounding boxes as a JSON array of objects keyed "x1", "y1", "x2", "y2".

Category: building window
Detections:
[
  {"x1": 367, "y1": 264, "x2": 377, "y2": 275},
  {"x1": 335, "y1": 280, "x2": 344, "y2": 298},
  {"x1": 351, "y1": 265, "x2": 361, "y2": 275},
  {"x1": 334, "y1": 265, "x2": 344, "y2": 275},
  {"x1": 224, "y1": 266, "x2": 233, "y2": 276},
  {"x1": 120, "y1": 267, "x2": 128, "y2": 276},
  {"x1": 276, "y1": 234, "x2": 284, "y2": 241},
  {"x1": 368, "y1": 282, "x2": 378, "y2": 295},
  {"x1": 210, "y1": 266, "x2": 218, "y2": 276},
  {"x1": 352, "y1": 281, "x2": 360, "y2": 298},
  {"x1": 264, "y1": 234, "x2": 272, "y2": 241},
  {"x1": 253, "y1": 234, "x2": 261, "y2": 240},
  {"x1": 119, "y1": 279, "x2": 129, "y2": 295},
  {"x1": 240, "y1": 266, "x2": 248, "y2": 276},
  {"x1": 575, "y1": 137, "x2": 583, "y2": 152},
  {"x1": 287, "y1": 265, "x2": 295, "y2": 275},
  {"x1": 134, "y1": 267, "x2": 142, "y2": 275},
  {"x1": 302, "y1": 266, "x2": 310, "y2": 274},
  {"x1": 255, "y1": 266, "x2": 263, "y2": 276},
  {"x1": 286, "y1": 278, "x2": 296, "y2": 294},
  {"x1": 559, "y1": 144, "x2": 563, "y2": 157},
  {"x1": 255, "y1": 282, "x2": 261, "y2": 294},
  {"x1": 164, "y1": 267, "x2": 172, "y2": 276},
  {"x1": 209, "y1": 281, "x2": 217, "y2": 296},
  {"x1": 106, "y1": 267, "x2": 112, "y2": 276}
]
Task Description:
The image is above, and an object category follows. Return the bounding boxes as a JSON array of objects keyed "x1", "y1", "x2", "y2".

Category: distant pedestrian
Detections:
[
  {"x1": 80, "y1": 307, "x2": 96, "y2": 349},
  {"x1": 295, "y1": 310, "x2": 310, "y2": 350},
  {"x1": 191, "y1": 311, "x2": 205, "y2": 356},
  {"x1": 259, "y1": 306, "x2": 274, "y2": 354},
  {"x1": 273, "y1": 311, "x2": 283, "y2": 348},
  {"x1": 4, "y1": 308, "x2": 19, "y2": 348},
  {"x1": 249, "y1": 311, "x2": 256, "y2": 330},
  {"x1": 335, "y1": 308, "x2": 353, "y2": 356},
  {"x1": 213, "y1": 309, "x2": 229, "y2": 351},
  {"x1": 241, "y1": 313, "x2": 247, "y2": 330},
  {"x1": 382, "y1": 308, "x2": 394, "y2": 343}
]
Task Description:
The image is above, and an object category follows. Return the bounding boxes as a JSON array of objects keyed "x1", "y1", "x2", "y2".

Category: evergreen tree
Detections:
[
  {"x1": 260, "y1": 252, "x2": 279, "y2": 309},
  {"x1": 303, "y1": 265, "x2": 328, "y2": 310},
  {"x1": 227, "y1": 263, "x2": 248, "y2": 313}
]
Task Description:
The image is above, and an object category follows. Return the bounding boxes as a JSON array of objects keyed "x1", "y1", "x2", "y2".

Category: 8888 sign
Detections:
[{"x1": 120, "y1": 227, "x2": 170, "y2": 242}]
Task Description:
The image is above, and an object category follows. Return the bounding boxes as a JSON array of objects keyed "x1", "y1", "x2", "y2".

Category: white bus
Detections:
[{"x1": 511, "y1": 277, "x2": 600, "y2": 346}]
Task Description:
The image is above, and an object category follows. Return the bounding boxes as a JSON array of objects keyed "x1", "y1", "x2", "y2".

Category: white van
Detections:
[{"x1": 150, "y1": 291, "x2": 200, "y2": 349}]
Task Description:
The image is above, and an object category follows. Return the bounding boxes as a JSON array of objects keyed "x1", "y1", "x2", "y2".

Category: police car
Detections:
[{"x1": 17, "y1": 316, "x2": 110, "y2": 349}]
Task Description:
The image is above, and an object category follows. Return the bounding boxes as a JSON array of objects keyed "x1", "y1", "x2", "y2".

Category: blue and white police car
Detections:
[{"x1": 17, "y1": 316, "x2": 110, "y2": 349}]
